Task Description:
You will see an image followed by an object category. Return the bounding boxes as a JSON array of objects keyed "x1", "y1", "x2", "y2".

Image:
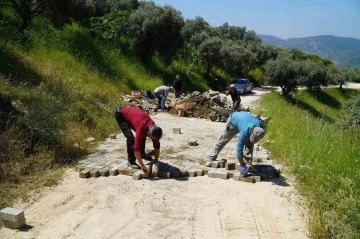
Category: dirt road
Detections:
[{"x1": 0, "y1": 89, "x2": 308, "y2": 239}]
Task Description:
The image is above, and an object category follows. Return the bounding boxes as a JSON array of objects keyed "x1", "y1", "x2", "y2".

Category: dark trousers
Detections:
[
  {"x1": 114, "y1": 107, "x2": 147, "y2": 163},
  {"x1": 175, "y1": 91, "x2": 181, "y2": 98}
]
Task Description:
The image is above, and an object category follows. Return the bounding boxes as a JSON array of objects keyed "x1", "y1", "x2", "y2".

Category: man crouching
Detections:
[{"x1": 114, "y1": 106, "x2": 162, "y2": 175}]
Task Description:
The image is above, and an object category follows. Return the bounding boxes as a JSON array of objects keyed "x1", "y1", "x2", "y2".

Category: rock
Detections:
[
  {"x1": 85, "y1": 137, "x2": 96, "y2": 142},
  {"x1": 109, "y1": 134, "x2": 116, "y2": 139}
]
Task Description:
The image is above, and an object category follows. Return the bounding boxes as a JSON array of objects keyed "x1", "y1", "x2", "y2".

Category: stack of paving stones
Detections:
[{"x1": 77, "y1": 147, "x2": 280, "y2": 183}]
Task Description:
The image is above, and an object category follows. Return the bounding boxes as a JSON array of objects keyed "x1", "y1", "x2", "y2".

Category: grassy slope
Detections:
[
  {"x1": 0, "y1": 15, "x2": 219, "y2": 208},
  {"x1": 254, "y1": 88, "x2": 360, "y2": 238}
]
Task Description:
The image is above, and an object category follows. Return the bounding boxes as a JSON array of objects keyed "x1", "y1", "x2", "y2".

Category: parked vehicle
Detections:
[{"x1": 227, "y1": 78, "x2": 253, "y2": 94}]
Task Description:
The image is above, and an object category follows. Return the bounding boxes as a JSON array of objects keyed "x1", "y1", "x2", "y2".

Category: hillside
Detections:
[{"x1": 258, "y1": 34, "x2": 360, "y2": 66}]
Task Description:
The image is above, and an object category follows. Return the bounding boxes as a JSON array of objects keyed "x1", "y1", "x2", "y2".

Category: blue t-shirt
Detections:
[{"x1": 230, "y1": 112, "x2": 263, "y2": 159}]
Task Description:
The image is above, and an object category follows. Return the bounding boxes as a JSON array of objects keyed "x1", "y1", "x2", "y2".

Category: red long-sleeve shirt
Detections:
[{"x1": 120, "y1": 107, "x2": 160, "y2": 152}]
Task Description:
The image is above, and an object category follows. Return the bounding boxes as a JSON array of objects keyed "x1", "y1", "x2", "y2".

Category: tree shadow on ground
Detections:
[
  {"x1": 65, "y1": 32, "x2": 137, "y2": 90},
  {"x1": 283, "y1": 95, "x2": 335, "y2": 123},
  {"x1": 307, "y1": 90, "x2": 341, "y2": 109},
  {"x1": 0, "y1": 44, "x2": 44, "y2": 87}
]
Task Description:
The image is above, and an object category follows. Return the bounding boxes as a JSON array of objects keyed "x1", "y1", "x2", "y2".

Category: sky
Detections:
[{"x1": 148, "y1": 0, "x2": 360, "y2": 39}]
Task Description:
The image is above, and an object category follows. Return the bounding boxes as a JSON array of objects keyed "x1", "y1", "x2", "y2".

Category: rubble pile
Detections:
[{"x1": 121, "y1": 90, "x2": 233, "y2": 119}]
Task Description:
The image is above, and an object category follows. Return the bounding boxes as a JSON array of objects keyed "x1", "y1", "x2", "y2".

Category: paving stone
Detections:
[
  {"x1": 132, "y1": 170, "x2": 143, "y2": 180},
  {"x1": 240, "y1": 176, "x2": 256, "y2": 183},
  {"x1": 99, "y1": 167, "x2": 110, "y2": 177},
  {"x1": 235, "y1": 163, "x2": 240, "y2": 170},
  {"x1": 184, "y1": 164, "x2": 193, "y2": 171},
  {"x1": 252, "y1": 176, "x2": 261, "y2": 182},
  {"x1": 227, "y1": 170, "x2": 235, "y2": 179},
  {"x1": 195, "y1": 168, "x2": 204, "y2": 176},
  {"x1": 173, "y1": 128, "x2": 181, "y2": 134},
  {"x1": 79, "y1": 168, "x2": 92, "y2": 178},
  {"x1": 188, "y1": 169, "x2": 197, "y2": 177},
  {"x1": 208, "y1": 168, "x2": 216, "y2": 178},
  {"x1": 233, "y1": 172, "x2": 241, "y2": 181},
  {"x1": 181, "y1": 160, "x2": 191, "y2": 166},
  {"x1": 109, "y1": 165, "x2": 120, "y2": 176},
  {"x1": 219, "y1": 158, "x2": 227, "y2": 168},
  {"x1": 119, "y1": 167, "x2": 134, "y2": 176},
  {"x1": 90, "y1": 169, "x2": 100, "y2": 177},
  {"x1": 214, "y1": 169, "x2": 227, "y2": 179},
  {"x1": 225, "y1": 162, "x2": 236, "y2": 170},
  {"x1": 0, "y1": 207, "x2": 26, "y2": 229},
  {"x1": 202, "y1": 167, "x2": 211, "y2": 175},
  {"x1": 179, "y1": 169, "x2": 189, "y2": 177},
  {"x1": 211, "y1": 161, "x2": 220, "y2": 168}
]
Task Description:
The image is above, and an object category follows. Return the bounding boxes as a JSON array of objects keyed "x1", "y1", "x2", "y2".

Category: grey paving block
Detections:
[
  {"x1": 173, "y1": 128, "x2": 181, "y2": 134},
  {"x1": 90, "y1": 169, "x2": 100, "y2": 177},
  {"x1": 202, "y1": 167, "x2": 211, "y2": 175},
  {"x1": 240, "y1": 176, "x2": 256, "y2": 183},
  {"x1": 188, "y1": 169, "x2": 197, "y2": 177},
  {"x1": 227, "y1": 170, "x2": 235, "y2": 179},
  {"x1": 208, "y1": 168, "x2": 216, "y2": 178},
  {"x1": 211, "y1": 161, "x2": 219, "y2": 168},
  {"x1": 109, "y1": 165, "x2": 119, "y2": 176},
  {"x1": 2, "y1": 217, "x2": 26, "y2": 229},
  {"x1": 119, "y1": 167, "x2": 134, "y2": 176},
  {"x1": 99, "y1": 167, "x2": 110, "y2": 177},
  {"x1": 219, "y1": 159, "x2": 227, "y2": 168},
  {"x1": 132, "y1": 170, "x2": 143, "y2": 180},
  {"x1": 214, "y1": 169, "x2": 227, "y2": 179},
  {"x1": 195, "y1": 168, "x2": 204, "y2": 176},
  {"x1": 0, "y1": 208, "x2": 25, "y2": 225},
  {"x1": 179, "y1": 169, "x2": 189, "y2": 177},
  {"x1": 79, "y1": 168, "x2": 92, "y2": 178},
  {"x1": 233, "y1": 172, "x2": 241, "y2": 181},
  {"x1": 225, "y1": 162, "x2": 236, "y2": 170}
]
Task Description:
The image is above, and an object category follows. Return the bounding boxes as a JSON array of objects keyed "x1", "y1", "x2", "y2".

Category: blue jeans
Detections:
[{"x1": 155, "y1": 93, "x2": 166, "y2": 109}]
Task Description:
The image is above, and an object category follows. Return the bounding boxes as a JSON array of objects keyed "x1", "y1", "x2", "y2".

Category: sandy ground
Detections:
[{"x1": 0, "y1": 89, "x2": 309, "y2": 239}]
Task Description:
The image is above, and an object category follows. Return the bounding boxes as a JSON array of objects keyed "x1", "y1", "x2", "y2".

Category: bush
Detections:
[{"x1": 341, "y1": 94, "x2": 360, "y2": 127}]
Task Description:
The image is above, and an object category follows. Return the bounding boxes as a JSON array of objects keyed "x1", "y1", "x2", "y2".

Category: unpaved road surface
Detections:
[{"x1": 0, "y1": 89, "x2": 308, "y2": 239}]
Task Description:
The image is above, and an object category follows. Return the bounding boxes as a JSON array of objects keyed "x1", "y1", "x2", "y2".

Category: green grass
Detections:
[{"x1": 254, "y1": 88, "x2": 360, "y2": 238}]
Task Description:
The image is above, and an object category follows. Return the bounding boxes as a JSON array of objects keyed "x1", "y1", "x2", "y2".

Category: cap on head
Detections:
[
  {"x1": 250, "y1": 127, "x2": 265, "y2": 144},
  {"x1": 149, "y1": 125, "x2": 163, "y2": 139},
  {"x1": 230, "y1": 84, "x2": 235, "y2": 88}
]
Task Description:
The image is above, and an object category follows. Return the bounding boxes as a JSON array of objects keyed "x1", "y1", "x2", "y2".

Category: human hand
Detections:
[
  {"x1": 141, "y1": 166, "x2": 150, "y2": 178},
  {"x1": 240, "y1": 164, "x2": 248, "y2": 176}
]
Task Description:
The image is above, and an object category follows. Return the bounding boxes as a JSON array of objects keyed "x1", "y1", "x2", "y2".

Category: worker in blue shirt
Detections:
[{"x1": 206, "y1": 111, "x2": 266, "y2": 176}]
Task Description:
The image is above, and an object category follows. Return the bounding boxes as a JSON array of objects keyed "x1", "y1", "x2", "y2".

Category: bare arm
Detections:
[
  {"x1": 134, "y1": 151, "x2": 146, "y2": 169},
  {"x1": 154, "y1": 149, "x2": 160, "y2": 163}
]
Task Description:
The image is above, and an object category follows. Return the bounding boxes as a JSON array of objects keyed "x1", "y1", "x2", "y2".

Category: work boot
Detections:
[
  {"x1": 127, "y1": 161, "x2": 140, "y2": 169},
  {"x1": 141, "y1": 153, "x2": 153, "y2": 161}
]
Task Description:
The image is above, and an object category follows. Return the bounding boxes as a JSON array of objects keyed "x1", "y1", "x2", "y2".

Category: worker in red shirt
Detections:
[{"x1": 114, "y1": 107, "x2": 163, "y2": 174}]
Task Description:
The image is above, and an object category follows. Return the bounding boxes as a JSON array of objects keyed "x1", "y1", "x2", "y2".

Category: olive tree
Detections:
[
  {"x1": 264, "y1": 55, "x2": 302, "y2": 95},
  {"x1": 182, "y1": 16, "x2": 210, "y2": 43},
  {"x1": 299, "y1": 60, "x2": 329, "y2": 90},
  {"x1": 128, "y1": 1, "x2": 184, "y2": 63},
  {"x1": 198, "y1": 37, "x2": 222, "y2": 80},
  {"x1": 220, "y1": 40, "x2": 257, "y2": 76}
]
